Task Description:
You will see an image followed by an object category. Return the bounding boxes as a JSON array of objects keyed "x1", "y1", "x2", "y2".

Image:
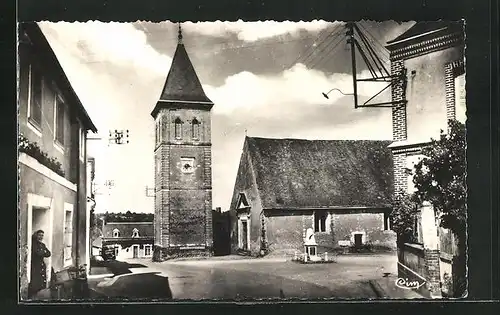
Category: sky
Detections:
[{"x1": 38, "y1": 20, "x2": 416, "y2": 213}]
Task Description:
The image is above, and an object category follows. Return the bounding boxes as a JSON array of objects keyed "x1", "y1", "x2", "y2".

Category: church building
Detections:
[{"x1": 151, "y1": 25, "x2": 213, "y2": 260}]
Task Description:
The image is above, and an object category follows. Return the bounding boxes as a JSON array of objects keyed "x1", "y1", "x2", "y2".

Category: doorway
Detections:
[
  {"x1": 133, "y1": 245, "x2": 139, "y2": 258},
  {"x1": 241, "y1": 221, "x2": 248, "y2": 251},
  {"x1": 354, "y1": 233, "x2": 363, "y2": 247},
  {"x1": 27, "y1": 202, "x2": 52, "y2": 287}
]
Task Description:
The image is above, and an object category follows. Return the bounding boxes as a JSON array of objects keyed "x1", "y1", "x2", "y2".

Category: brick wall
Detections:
[
  {"x1": 392, "y1": 153, "x2": 407, "y2": 194},
  {"x1": 153, "y1": 106, "x2": 212, "y2": 255},
  {"x1": 391, "y1": 60, "x2": 407, "y2": 141},
  {"x1": 444, "y1": 63, "x2": 456, "y2": 121},
  {"x1": 424, "y1": 249, "x2": 442, "y2": 297}
]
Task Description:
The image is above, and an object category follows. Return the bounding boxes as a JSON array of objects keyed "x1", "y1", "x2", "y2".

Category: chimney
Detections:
[{"x1": 216, "y1": 207, "x2": 221, "y2": 212}]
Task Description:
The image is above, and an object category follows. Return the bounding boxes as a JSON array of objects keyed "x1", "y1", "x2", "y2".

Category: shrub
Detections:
[{"x1": 19, "y1": 134, "x2": 65, "y2": 177}]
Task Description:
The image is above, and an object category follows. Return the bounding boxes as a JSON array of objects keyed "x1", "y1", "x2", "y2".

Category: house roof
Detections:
[
  {"x1": 243, "y1": 137, "x2": 394, "y2": 209},
  {"x1": 21, "y1": 23, "x2": 98, "y2": 133},
  {"x1": 386, "y1": 21, "x2": 463, "y2": 48},
  {"x1": 102, "y1": 222, "x2": 154, "y2": 239}
]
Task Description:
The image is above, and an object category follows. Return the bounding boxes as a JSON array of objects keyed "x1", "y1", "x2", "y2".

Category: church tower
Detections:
[{"x1": 151, "y1": 24, "x2": 213, "y2": 259}]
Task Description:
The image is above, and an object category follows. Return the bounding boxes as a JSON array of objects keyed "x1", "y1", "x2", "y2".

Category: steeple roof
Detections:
[{"x1": 157, "y1": 25, "x2": 213, "y2": 105}]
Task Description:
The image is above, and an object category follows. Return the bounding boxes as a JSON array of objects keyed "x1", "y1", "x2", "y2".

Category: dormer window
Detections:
[
  {"x1": 192, "y1": 118, "x2": 200, "y2": 139},
  {"x1": 113, "y1": 229, "x2": 120, "y2": 238},
  {"x1": 174, "y1": 118, "x2": 182, "y2": 139},
  {"x1": 132, "y1": 228, "x2": 139, "y2": 238}
]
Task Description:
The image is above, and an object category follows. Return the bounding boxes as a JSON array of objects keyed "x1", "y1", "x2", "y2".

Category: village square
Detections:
[{"x1": 17, "y1": 20, "x2": 466, "y2": 301}]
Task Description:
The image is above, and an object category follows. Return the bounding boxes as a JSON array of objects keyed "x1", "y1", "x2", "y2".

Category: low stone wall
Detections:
[
  {"x1": 153, "y1": 245, "x2": 213, "y2": 262},
  {"x1": 397, "y1": 243, "x2": 430, "y2": 297}
]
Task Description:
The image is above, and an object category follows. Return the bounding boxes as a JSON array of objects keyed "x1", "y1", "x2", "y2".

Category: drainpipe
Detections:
[{"x1": 74, "y1": 123, "x2": 81, "y2": 270}]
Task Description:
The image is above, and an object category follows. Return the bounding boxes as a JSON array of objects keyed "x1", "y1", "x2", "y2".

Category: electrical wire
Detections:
[
  {"x1": 308, "y1": 34, "x2": 345, "y2": 70},
  {"x1": 357, "y1": 22, "x2": 390, "y2": 64},
  {"x1": 286, "y1": 24, "x2": 343, "y2": 70},
  {"x1": 299, "y1": 26, "x2": 344, "y2": 69}
]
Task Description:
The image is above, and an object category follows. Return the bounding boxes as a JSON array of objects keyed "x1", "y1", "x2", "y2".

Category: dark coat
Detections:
[{"x1": 28, "y1": 240, "x2": 51, "y2": 297}]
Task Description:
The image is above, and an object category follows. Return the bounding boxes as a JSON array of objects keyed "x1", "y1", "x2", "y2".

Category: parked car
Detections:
[{"x1": 101, "y1": 246, "x2": 116, "y2": 261}]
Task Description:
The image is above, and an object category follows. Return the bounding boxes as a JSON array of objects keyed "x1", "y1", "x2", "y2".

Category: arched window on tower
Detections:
[
  {"x1": 174, "y1": 117, "x2": 182, "y2": 139},
  {"x1": 192, "y1": 118, "x2": 200, "y2": 140},
  {"x1": 113, "y1": 229, "x2": 120, "y2": 238}
]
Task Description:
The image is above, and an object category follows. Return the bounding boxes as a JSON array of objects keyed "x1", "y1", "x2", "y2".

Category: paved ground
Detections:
[{"x1": 88, "y1": 253, "x2": 423, "y2": 300}]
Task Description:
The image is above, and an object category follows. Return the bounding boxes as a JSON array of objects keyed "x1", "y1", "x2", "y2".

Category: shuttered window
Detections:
[
  {"x1": 28, "y1": 65, "x2": 43, "y2": 127},
  {"x1": 55, "y1": 97, "x2": 65, "y2": 145}
]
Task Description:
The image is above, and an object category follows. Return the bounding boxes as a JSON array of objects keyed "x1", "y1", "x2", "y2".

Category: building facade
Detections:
[
  {"x1": 151, "y1": 26, "x2": 213, "y2": 260},
  {"x1": 101, "y1": 222, "x2": 154, "y2": 259},
  {"x1": 228, "y1": 137, "x2": 396, "y2": 258},
  {"x1": 385, "y1": 21, "x2": 466, "y2": 298},
  {"x1": 18, "y1": 22, "x2": 98, "y2": 299}
]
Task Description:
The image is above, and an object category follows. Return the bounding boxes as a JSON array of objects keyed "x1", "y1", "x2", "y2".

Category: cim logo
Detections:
[{"x1": 395, "y1": 278, "x2": 426, "y2": 290}]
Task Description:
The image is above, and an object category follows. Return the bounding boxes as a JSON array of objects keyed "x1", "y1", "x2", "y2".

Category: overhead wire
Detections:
[
  {"x1": 286, "y1": 23, "x2": 344, "y2": 70},
  {"x1": 299, "y1": 25, "x2": 344, "y2": 69},
  {"x1": 357, "y1": 22, "x2": 390, "y2": 64},
  {"x1": 308, "y1": 33, "x2": 346, "y2": 70}
]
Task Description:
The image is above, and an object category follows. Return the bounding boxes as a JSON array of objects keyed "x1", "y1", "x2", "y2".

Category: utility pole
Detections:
[{"x1": 346, "y1": 22, "x2": 358, "y2": 108}]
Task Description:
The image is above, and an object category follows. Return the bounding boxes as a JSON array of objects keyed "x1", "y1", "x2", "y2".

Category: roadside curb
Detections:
[{"x1": 368, "y1": 280, "x2": 388, "y2": 298}]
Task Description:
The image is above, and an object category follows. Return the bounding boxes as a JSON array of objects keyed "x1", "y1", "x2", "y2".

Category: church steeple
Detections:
[
  {"x1": 151, "y1": 22, "x2": 213, "y2": 117},
  {"x1": 177, "y1": 23, "x2": 183, "y2": 44}
]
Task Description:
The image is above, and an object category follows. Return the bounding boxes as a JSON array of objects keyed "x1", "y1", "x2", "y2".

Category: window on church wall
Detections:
[
  {"x1": 192, "y1": 118, "x2": 200, "y2": 140},
  {"x1": 454, "y1": 65, "x2": 466, "y2": 124},
  {"x1": 174, "y1": 118, "x2": 182, "y2": 139}
]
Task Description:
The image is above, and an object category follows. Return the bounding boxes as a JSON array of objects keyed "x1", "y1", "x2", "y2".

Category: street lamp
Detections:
[{"x1": 321, "y1": 88, "x2": 354, "y2": 100}]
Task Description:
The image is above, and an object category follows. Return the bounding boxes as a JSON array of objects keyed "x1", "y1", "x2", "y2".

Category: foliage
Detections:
[
  {"x1": 411, "y1": 119, "x2": 466, "y2": 239},
  {"x1": 390, "y1": 192, "x2": 419, "y2": 243},
  {"x1": 19, "y1": 134, "x2": 65, "y2": 177},
  {"x1": 96, "y1": 211, "x2": 154, "y2": 223}
]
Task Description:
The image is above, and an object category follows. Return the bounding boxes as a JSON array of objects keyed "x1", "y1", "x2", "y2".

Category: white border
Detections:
[
  {"x1": 62, "y1": 202, "x2": 74, "y2": 267},
  {"x1": 26, "y1": 193, "x2": 54, "y2": 284},
  {"x1": 19, "y1": 153, "x2": 76, "y2": 191}
]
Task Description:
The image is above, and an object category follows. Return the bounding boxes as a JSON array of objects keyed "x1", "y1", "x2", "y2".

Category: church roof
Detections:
[
  {"x1": 386, "y1": 21, "x2": 463, "y2": 48},
  {"x1": 157, "y1": 31, "x2": 213, "y2": 105},
  {"x1": 242, "y1": 137, "x2": 394, "y2": 209}
]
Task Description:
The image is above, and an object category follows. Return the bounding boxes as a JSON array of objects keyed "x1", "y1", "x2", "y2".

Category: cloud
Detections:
[
  {"x1": 38, "y1": 21, "x2": 172, "y2": 75},
  {"x1": 205, "y1": 63, "x2": 388, "y2": 118},
  {"x1": 183, "y1": 20, "x2": 336, "y2": 42}
]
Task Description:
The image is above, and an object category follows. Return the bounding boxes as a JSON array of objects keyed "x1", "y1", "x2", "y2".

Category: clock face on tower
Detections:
[{"x1": 180, "y1": 157, "x2": 195, "y2": 174}]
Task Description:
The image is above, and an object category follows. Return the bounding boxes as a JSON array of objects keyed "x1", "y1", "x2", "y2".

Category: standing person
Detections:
[{"x1": 28, "y1": 230, "x2": 51, "y2": 298}]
